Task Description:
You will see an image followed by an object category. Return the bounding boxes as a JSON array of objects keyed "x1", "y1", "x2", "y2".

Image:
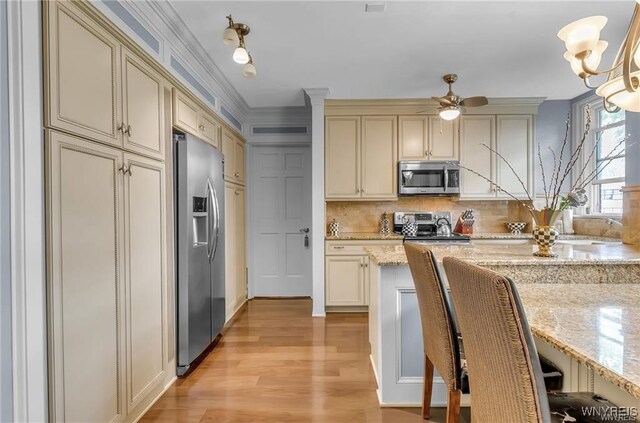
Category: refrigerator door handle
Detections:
[
  {"x1": 206, "y1": 180, "x2": 215, "y2": 261},
  {"x1": 210, "y1": 180, "x2": 221, "y2": 263}
]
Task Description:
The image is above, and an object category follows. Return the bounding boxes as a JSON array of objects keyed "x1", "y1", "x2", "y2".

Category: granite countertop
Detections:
[
  {"x1": 519, "y1": 284, "x2": 640, "y2": 399},
  {"x1": 471, "y1": 233, "x2": 618, "y2": 241},
  {"x1": 326, "y1": 232, "x2": 404, "y2": 241},
  {"x1": 366, "y1": 243, "x2": 640, "y2": 267}
]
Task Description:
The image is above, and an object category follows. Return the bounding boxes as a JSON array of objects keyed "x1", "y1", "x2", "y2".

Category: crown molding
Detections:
[
  {"x1": 304, "y1": 88, "x2": 331, "y2": 105},
  {"x1": 121, "y1": 0, "x2": 250, "y2": 120},
  {"x1": 324, "y1": 97, "x2": 546, "y2": 116}
]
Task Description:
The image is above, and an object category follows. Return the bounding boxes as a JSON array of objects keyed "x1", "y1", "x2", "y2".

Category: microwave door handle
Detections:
[{"x1": 444, "y1": 166, "x2": 449, "y2": 192}]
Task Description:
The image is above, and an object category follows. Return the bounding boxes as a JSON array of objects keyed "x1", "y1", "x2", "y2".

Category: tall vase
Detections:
[{"x1": 531, "y1": 209, "x2": 561, "y2": 257}]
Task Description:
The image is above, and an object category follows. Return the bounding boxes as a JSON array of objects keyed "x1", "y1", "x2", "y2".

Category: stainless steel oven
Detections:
[{"x1": 398, "y1": 161, "x2": 460, "y2": 195}]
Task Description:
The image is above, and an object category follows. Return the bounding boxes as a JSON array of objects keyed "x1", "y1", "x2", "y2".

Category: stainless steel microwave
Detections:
[{"x1": 398, "y1": 161, "x2": 460, "y2": 195}]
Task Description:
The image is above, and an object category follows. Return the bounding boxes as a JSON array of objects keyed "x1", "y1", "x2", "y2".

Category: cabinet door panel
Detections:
[
  {"x1": 47, "y1": 2, "x2": 121, "y2": 145},
  {"x1": 326, "y1": 256, "x2": 365, "y2": 306},
  {"x1": 123, "y1": 154, "x2": 166, "y2": 408},
  {"x1": 325, "y1": 117, "x2": 360, "y2": 198},
  {"x1": 122, "y1": 49, "x2": 164, "y2": 160},
  {"x1": 497, "y1": 115, "x2": 532, "y2": 199},
  {"x1": 460, "y1": 116, "x2": 496, "y2": 198},
  {"x1": 235, "y1": 186, "x2": 247, "y2": 304},
  {"x1": 173, "y1": 89, "x2": 200, "y2": 136},
  {"x1": 361, "y1": 116, "x2": 397, "y2": 199},
  {"x1": 222, "y1": 130, "x2": 236, "y2": 182},
  {"x1": 200, "y1": 111, "x2": 220, "y2": 149},
  {"x1": 47, "y1": 131, "x2": 125, "y2": 423},
  {"x1": 224, "y1": 183, "x2": 237, "y2": 320},
  {"x1": 234, "y1": 140, "x2": 246, "y2": 185},
  {"x1": 399, "y1": 116, "x2": 428, "y2": 160},
  {"x1": 429, "y1": 117, "x2": 458, "y2": 161}
]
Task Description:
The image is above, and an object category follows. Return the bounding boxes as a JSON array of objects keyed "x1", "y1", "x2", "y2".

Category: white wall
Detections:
[{"x1": 0, "y1": 0, "x2": 13, "y2": 420}]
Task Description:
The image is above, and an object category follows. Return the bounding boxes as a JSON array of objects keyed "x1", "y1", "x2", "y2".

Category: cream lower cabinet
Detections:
[
  {"x1": 325, "y1": 240, "x2": 402, "y2": 309},
  {"x1": 326, "y1": 255, "x2": 369, "y2": 306},
  {"x1": 45, "y1": 1, "x2": 165, "y2": 161},
  {"x1": 47, "y1": 130, "x2": 167, "y2": 422},
  {"x1": 224, "y1": 182, "x2": 247, "y2": 320}
]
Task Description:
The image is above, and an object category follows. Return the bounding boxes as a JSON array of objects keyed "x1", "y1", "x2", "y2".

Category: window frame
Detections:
[{"x1": 571, "y1": 95, "x2": 625, "y2": 217}]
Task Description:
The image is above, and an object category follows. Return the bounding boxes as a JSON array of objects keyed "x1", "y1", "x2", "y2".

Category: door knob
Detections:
[{"x1": 299, "y1": 228, "x2": 310, "y2": 233}]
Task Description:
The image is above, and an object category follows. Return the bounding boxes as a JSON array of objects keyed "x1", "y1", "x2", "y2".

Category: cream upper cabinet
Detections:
[
  {"x1": 459, "y1": 114, "x2": 534, "y2": 200},
  {"x1": 325, "y1": 116, "x2": 360, "y2": 198},
  {"x1": 172, "y1": 89, "x2": 223, "y2": 150},
  {"x1": 122, "y1": 153, "x2": 167, "y2": 410},
  {"x1": 47, "y1": 131, "x2": 126, "y2": 423},
  {"x1": 200, "y1": 111, "x2": 221, "y2": 149},
  {"x1": 122, "y1": 49, "x2": 164, "y2": 160},
  {"x1": 222, "y1": 129, "x2": 246, "y2": 185},
  {"x1": 46, "y1": 1, "x2": 122, "y2": 146},
  {"x1": 173, "y1": 89, "x2": 200, "y2": 135},
  {"x1": 398, "y1": 116, "x2": 428, "y2": 160},
  {"x1": 428, "y1": 116, "x2": 459, "y2": 161},
  {"x1": 496, "y1": 115, "x2": 533, "y2": 199},
  {"x1": 325, "y1": 116, "x2": 397, "y2": 200},
  {"x1": 459, "y1": 115, "x2": 496, "y2": 198},
  {"x1": 325, "y1": 255, "x2": 368, "y2": 306},
  {"x1": 361, "y1": 116, "x2": 397, "y2": 199},
  {"x1": 398, "y1": 116, "x2": 458, "y2": 161},
  {"x1": 45, "y1": 2, "x2": 165, "y2": 161}
]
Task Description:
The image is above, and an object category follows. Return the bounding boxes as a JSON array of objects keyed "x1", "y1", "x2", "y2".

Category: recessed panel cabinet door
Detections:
[
  {"x1": 173, "y1": 89, "x2": 200, "y2": 136},
  {"x1": 428, "y1": 116, "x2": 459, "y2": 161},
  {"x1": 47, "y1": 131, "x2": 125, "y2": 423},
  {"x1": 46, "y1": 2, "x2": 121, "y2": 146},
  {"x1": 325, "y1": 117, "x2": 360, "y2": 198},
  {"x1": 326, "y1": 256, "x2": 365, "y2": 306},
  {"x1": 361, "y1": 116, "x2": 397, "y2": 199},
  {"x1": 200, "y1": 111, "x2": 220, "y2": 149},
  {"x1": 497, "y1": 115, "x2": 533, "y2": 199},
  {"x1": 234, "y1": 140, "x2": 246, "y2": 184},
  {"x1": 123, "y1": 154, "x2": 167, "y2": 409},
  {"x1": 459, "y1": 115, "x2": 496, "y2": 198},
  {"x1": 399, "y1": 116, "x2": 428, "y2": 160},
  {"x1": 222, "y1": 130, "x2": 236, "y2": 182},
  {"x1": 122, "y1": 49, "x2": 164, "y2": 160},
  {"x1": 235, "y1": 185, "x2": 247, "y2": 304},
  {"x1": 224, "y1": 182, "x2": 237, "y2": 319}
]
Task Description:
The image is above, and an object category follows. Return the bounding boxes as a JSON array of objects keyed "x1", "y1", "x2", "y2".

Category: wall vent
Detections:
[
  {"x1": 102, "y1": 1, "x2": 160, "y2": 53},
  {"x1": 252, "y1": 126, "x2": 308, "y2": 135},
  {"x1": 170, "y1": 57, "x2": 217, "y2": 107}
]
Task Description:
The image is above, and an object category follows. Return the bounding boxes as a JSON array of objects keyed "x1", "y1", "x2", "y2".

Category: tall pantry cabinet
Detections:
[{"x1": 44, "y1": 1, "x2": 169, "y2": 422}]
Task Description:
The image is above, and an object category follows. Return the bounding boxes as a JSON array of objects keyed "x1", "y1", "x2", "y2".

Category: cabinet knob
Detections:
[
  {"x1": 235, "y1": 190, "x2": 240, "y2": 195},
  {"x1": 117, "y1": 123, "x2": 126, "y2": 134},
  {"x1": 124, "y1": 124, "x2": 132, "y2": 136},
  {"x1": 235, "y1": 172, "x2": 240, "y2": 177},
  {"x1": 425, "y1": 150, "x2": 429, "y2": 156}
]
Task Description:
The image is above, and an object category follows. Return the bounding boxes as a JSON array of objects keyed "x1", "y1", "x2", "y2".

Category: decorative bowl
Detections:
[{"x1": 506, "y1": 222, "x2": 528, "y2": 234}]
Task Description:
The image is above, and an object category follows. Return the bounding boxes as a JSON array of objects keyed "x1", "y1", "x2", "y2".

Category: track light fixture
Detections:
[{"x1": 223, "y1": 15, "x2": 257, "y2": 78}]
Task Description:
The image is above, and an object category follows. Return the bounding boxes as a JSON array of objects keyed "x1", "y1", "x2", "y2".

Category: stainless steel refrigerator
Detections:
[{"x1": 174, "y1": 133, "x2": 225, "y2": 376}]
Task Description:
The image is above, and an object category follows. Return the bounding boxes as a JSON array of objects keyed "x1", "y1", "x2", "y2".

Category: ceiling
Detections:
[{"x1": 168, "y1": 1, "x2": 633, "y2": 108}]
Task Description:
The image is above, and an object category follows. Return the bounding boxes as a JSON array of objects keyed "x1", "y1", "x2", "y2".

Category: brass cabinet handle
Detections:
[
  {"x1": 235, "y1": 172, "x2": 240, "y2": 177},
  {"x1": 126, "y1": 166, "x2": 132, "y2": 176},
  {"x1": 117, "y1": 123, "x2": 126, "y2": 134},
  {"x1": 235, "y1": 190, "x2": 240, "y2": 195},
  {"x1": 199, "y1": 123, "x2": 205, "y2": 132},
  {"x1": 124, "y1": 124, "x2": 131, "y2": 136},
  {"x1": 425, "y1": 150, "x2": 429, "y2": 156},
  {"x1": 118, "y1": 165, "x2": 127, "y2": 174},
  {"x1": 333, "y1": 246, "x2": 345, "y2": 249}
]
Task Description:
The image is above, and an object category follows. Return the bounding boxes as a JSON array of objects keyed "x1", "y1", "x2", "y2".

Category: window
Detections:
[{"x1": 592, "y1": 107, "x2": 625, "y2": 214}]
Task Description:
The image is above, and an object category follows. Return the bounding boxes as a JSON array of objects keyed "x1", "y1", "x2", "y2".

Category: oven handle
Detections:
[{"x1": 444, "y1": 166, "x2": 449, "y2": 192}]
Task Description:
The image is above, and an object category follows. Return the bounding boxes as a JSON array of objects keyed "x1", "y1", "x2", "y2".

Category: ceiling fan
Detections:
[{"x1": 420, "y1": 74, "x2": 488, "y2": 120}]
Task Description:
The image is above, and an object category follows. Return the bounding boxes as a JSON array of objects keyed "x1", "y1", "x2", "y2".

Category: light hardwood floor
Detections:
[{"x1": 141, "y1": 299, "x2": 470, "y2": 422}]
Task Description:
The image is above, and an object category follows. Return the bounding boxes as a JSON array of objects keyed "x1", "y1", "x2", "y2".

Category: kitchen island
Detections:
[{"x1": 366, "y1": 241, "x2": 640, "y2": 409}]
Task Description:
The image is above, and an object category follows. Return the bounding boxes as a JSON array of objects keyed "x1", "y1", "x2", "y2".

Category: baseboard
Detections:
[
  {"x1": 325, "y1": 305, "x2": 368, "y2": 313},
  {"x1": 223, "y1": 298, "x2": 247, "y2": 332},
  {"x1": 132, "y1": 376, "x2": 177, "y2": 423},
  {"x1": 369, "y1": 354, "x2": 380, "y2": 387}
]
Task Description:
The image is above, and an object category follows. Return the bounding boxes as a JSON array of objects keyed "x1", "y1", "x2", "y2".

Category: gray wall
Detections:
[
  {"x1": 0, "y1": 0, "x2": 13, "y2": 421},
  {"x1": 535, "y1": 99, "x2": 573, "y2": 196},
  {"x1": 625, "y1": 112, "x2": 640, "y2": 186}
]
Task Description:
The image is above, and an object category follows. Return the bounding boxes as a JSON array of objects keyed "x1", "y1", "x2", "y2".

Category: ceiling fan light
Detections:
[
  {"x1": 596, "y1": 73, "x2": 640, "y2": 112},
  {"x1": 223, "y1": 27, "x2": 240, "y2": 47},
  {"x1": 439, "y1": 106, "x2": 461, "y2": 121},
  {"x1": 557, "y1": 16, "x2": 607, "y2": 55},
  {"x1": 233, "y1": 46, "x2": 250, "y2": 64},
  {"x1": 242, "y1": 59, "x2": 257, "y2": 78}
]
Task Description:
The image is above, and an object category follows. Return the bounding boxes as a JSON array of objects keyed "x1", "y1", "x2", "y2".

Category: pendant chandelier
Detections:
[
  {"x1": 222, "y1": 15, "x2": 257, "y2": 79},
  {"x1": 558, "y1": 2, "x2": 640, "y2": 112}
]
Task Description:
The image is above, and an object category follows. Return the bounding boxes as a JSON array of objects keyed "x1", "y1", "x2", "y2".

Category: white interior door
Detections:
[{"x1": 250, "y1": 145, "x2": 312, "y2": 297}]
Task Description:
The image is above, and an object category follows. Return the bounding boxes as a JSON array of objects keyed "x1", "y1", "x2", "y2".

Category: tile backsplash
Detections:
[{"x1": 326, "y1": 197, "x2": 532, "y2": 233}]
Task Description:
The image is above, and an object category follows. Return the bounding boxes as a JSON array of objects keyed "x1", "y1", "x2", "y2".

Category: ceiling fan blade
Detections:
[
  {"x1": 460, "y1": 96, "x2": 488, "y2": 107},
  {"x1": 431, "y1": 96, "x2": 455, "y2": 106}
]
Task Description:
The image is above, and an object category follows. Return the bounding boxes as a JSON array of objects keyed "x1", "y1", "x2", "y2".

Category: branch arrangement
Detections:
[{"x1": 456, "y1": 105, "x2": 631, "y2": 214}]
